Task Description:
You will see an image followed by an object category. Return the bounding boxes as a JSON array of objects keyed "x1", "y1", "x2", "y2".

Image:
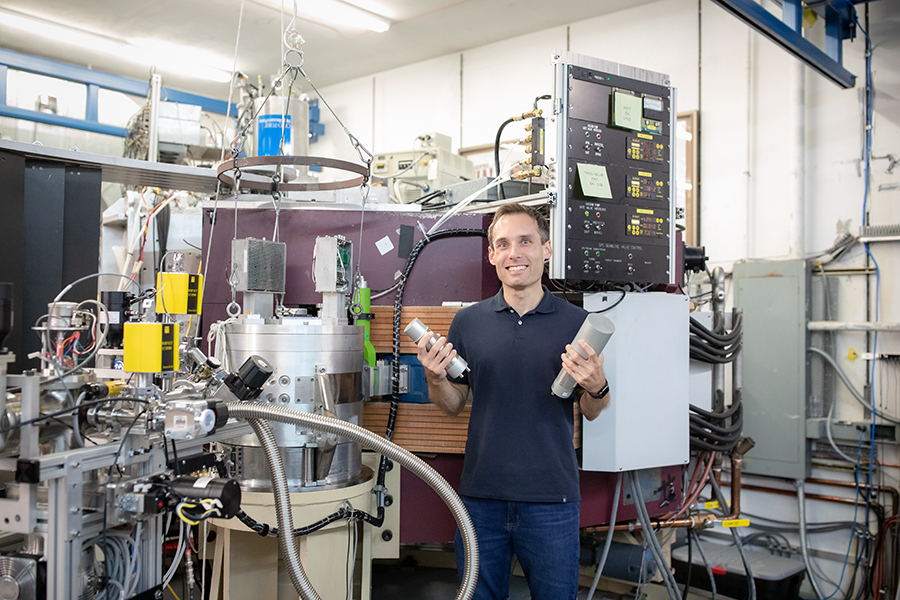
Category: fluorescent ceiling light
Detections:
[
  {"x1": 0, "y1": 9, "x2": 232, "y2": 83},
  {"x1": 260, "y1": 0, "x2": 391, "y2": 34}
]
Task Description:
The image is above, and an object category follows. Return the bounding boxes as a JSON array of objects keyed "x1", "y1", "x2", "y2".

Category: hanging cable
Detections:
[
  {"x1": 629, "y1": 471, "x2": 682, "y2": 600},
  {"x1": 586, "y1": 472, "x2": 622, "y2": 600}
]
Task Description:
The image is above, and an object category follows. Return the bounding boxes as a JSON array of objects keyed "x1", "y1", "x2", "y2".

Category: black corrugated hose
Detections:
[{"x1": 386, "y1": 228, "x2": 488, "y2": 487}]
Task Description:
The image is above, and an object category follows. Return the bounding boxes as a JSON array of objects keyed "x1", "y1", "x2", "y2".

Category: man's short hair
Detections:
[{"x1": 487, "y1": 203, "x2": 550, "y2": 248}]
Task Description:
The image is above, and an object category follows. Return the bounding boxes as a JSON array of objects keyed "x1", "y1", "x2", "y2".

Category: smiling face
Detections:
[{"x1": 487, "y1": 212, "x2": 552, "y2": 293}]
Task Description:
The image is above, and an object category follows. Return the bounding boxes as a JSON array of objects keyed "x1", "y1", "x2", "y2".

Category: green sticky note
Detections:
[
  {"x1": 613, "y1": 91, "x2": 642, "y2": 131},
  {"x1": 576, "y1": 163, "x2": 613, "y2": 199}
]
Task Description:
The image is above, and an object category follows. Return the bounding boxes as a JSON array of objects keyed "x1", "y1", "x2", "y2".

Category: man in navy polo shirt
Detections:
[{"x1": 417, "y1": 202, "x2": 610, "y2": 600}]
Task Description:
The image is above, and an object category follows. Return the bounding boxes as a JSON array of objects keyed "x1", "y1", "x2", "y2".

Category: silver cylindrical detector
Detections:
[
  {"x1": 404, "y1": 318, "x2": 469, "y2": 379},
  {"x1": 551, "y1": 314, "x2": 615, "y2": 398}
]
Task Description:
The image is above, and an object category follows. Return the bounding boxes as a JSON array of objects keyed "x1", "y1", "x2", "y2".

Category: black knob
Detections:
[
  {"x1": 382, "y1": 530, "x2": 393, "y2": 542},
  {"x1": 239, "y1": 355, "x2": 273, "y2": 388},
  {"x1": 224, "y1": 355, "x2": 275, "y2": 401},
  {"x1": 385, "y1": 459, "x2": 394, "y2": 472},
  {"x1": 384, "y1": 494, "x2": 394, "y2": 507}
]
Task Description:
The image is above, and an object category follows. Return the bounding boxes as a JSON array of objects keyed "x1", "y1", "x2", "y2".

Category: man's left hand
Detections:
[{"x1": 561, "y1": 340, "x2": 606, "y2": 395}]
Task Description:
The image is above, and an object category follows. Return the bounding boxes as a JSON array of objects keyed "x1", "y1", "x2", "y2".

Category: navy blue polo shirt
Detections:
[{"x1": 447, "y1": 287, "x2": 587, "y2": 503}]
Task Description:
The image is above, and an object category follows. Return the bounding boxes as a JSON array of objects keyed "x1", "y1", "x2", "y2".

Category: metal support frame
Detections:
[
  {"x1": 0, "y1": 378, "x2": 251, "y2": 598},
  {"x1": 0, "y1": 48, "x2": 236, "y2": 138},
  {"x1": 709, "y1": 0, "x2": 857, "y2": 89}
]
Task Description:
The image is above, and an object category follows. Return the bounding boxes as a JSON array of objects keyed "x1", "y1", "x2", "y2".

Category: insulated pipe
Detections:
[
  {"x1": 710, "y1": 267, "x2": 727, "y2": 412},
  {"x1": 796, "y1": 480, "x2": 826, "y2": 599},
  {"x1": 808, "y1": 321, "x2": 900, "y2": 332},
  {"x1": 226, "y1": 403, "x2": 479, "y2": 600}
]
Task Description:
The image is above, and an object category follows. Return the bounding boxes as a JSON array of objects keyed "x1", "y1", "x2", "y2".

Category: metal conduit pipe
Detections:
[
  {"x1": 226, "y1": 403, "x2": 479, "y2": 600},
  {"x1": 247, "y1": 417, "x2": 320, "y2": 600}
]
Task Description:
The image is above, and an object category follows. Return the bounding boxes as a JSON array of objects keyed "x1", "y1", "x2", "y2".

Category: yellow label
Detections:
[
  {"x1": 638, "y1": 171, "x2": 652, "y2": 177},
  {"x1": 106, "y1": 381, "x2": 127, "y2": 397},
  {"x1": 637, "y1": 133, "x2": 653, "y2": 140},
  {"x1": 636, "y1": 209, "x2": 654, "y2": 215},
  {"x1": 722, "y1": 519, "x2": 750, "y2": 528},
  {"x1": 704, "y1": 501, "x2": 720, "y2": 510}
]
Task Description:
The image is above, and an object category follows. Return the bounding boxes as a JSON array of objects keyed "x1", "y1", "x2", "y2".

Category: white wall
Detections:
[{"x1": 303, "y1": 0, "x2": 900, "y2": 594}]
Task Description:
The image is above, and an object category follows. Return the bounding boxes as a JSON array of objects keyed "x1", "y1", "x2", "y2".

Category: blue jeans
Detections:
[{"x1": 454, "y1": 496, "x2": 581, "y2": 600}]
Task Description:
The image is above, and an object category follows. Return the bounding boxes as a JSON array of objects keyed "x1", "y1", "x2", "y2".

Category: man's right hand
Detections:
[{"x1": 416, "y1": 333, "x2": 458, "y2": 383}]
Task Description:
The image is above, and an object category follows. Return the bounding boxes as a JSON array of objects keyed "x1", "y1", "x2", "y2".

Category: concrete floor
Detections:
[{"x1": 370, "y1": 564, "x2": 730, "y2": 600}]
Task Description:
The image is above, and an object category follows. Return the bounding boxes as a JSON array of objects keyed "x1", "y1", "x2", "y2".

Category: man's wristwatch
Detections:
[{"x1": 587, "y1": 382, "x2": 610, "y2": 400}]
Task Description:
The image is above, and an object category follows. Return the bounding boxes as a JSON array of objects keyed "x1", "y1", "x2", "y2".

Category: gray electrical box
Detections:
[
  {"x1": 733, "y1": 260, "x2": 810, "y2": 479},
  {"x1": 581, "y1": 291, "x2": 690, "y2": 471}
]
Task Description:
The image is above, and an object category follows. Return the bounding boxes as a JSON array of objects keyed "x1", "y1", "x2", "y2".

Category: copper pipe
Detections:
[
  {"x1": 730, "y1": 458, "x2": 742, "y2": 517},
  {"x1": 585, "y1": 455, "x2": 744, "y2": 534},
  {"x1": 719, "y1": 480, "x2": 885, "y2": 519},
  {"x1": 805, "y1": 477, "x2": 899, "y2": 517}
]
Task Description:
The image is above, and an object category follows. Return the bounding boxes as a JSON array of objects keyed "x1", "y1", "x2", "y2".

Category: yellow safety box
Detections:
[
  {"x1": 156, "y1": 273, "x2": 202, "y2": 315},
  {"x1": 124, "y1": 322, "x2": 179, "y2": 372}
]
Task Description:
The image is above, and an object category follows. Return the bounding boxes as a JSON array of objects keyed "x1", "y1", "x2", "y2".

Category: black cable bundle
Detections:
[
  {"x1": 689, "y1": 313, "x2": 742, "y2": 364},
  {"x1": 689, "y1": 313, "x2": 743, "y2": 452}
]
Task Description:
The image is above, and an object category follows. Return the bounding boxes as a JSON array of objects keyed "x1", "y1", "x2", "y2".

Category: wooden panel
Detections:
[
  {"x1": 369, "y1": 305, "x2": 464, "y2": 353},
  {"x1": 362, "y1": 401, "x2": 583, "y2": 454}
]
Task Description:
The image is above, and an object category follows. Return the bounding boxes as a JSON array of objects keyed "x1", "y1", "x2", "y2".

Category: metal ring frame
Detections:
[{"x1": 217, "y1": 155, "x2": 367, "y2": 192}]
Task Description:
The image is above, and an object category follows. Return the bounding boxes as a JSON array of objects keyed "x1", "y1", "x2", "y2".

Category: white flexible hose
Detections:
[
  {"x1": 162, "y1": 521, "x2": 189, "y2": 589},
  {"x1": 227, "y1": 403, "x2": 479, "y2": 600}
]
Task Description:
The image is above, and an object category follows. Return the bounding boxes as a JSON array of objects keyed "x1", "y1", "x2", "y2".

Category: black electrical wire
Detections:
[
  {"x1": 690, "y1": 344, "x2": 742, "y2": 364},
  {"x1": 690, "y1": 529, "x2": 719, "y2": 600},
  {"x1": 690, "y1": 401, "x2": 741, "y2": 421},
  {"x1": 387, "y1": 228, "x2": 488, "y2": 493},
  {"x1": 690, "y1": 314, "x2": 742, "y2": 343},
  {"x1": 691, "y1": 412, "x2": 743, "y2": 435},
  {"x1": 0, "y1": 397, "x2": 151, "y2": 436},
  {"x1": 690, "y1": 337, "x2": 742, "y2": 357},
  {"x1": 690, "y1": 437, "x2": 740, "y2": 453},
  {"x1": 587, "y1": 289, "x2": 627, "y2": 314},
  {"x1": 690, "y1": 422, "x2": 741, "y2": 444},
  {"x1": 494, "y1": 117, "x2": 516, "y2": 200},
  {"x1": 155, "y1": 202, "x2": 171, "y2": 280},
  {"x1": 212, "y1": 459, "x2": 381, "y2": 537}
]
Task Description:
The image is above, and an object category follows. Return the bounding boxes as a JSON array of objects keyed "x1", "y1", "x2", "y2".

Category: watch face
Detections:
[{"x1": 591, "y1": 384, "x2": 609, "y2": 399}]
